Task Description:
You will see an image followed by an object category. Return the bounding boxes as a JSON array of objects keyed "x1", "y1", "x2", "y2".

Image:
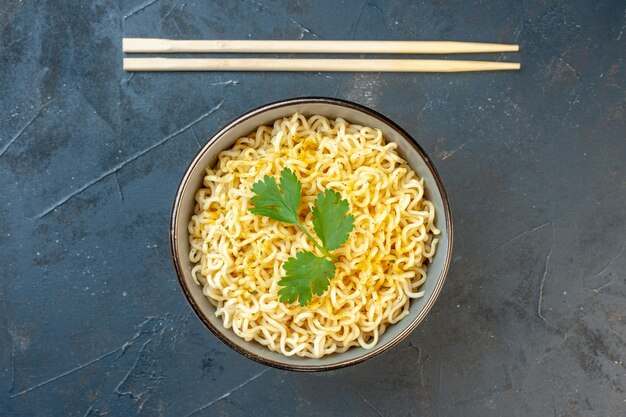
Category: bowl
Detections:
[{"x1": 170, "y1": 97, "x2": 452, "y2": 371}]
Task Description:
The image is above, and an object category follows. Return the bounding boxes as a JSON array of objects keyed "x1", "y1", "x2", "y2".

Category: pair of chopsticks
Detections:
[{"x1": 122, "y1": 38, "x2": 520, "y2": 73}]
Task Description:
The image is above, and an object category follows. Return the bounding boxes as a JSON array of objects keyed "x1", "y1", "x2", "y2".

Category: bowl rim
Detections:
[{"x1": 170, "y1": 97, "x2": 453, "y2": 371}]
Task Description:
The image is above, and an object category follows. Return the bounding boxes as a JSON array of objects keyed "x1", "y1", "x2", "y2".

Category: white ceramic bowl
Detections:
[{"x1": 170, "y1": 97, "x2": 452, "y2": 371}]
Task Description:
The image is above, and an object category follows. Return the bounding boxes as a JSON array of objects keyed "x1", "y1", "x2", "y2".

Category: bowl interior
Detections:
[{"x1": 171, "y1": 99, "x2": 451, "y2": 370}]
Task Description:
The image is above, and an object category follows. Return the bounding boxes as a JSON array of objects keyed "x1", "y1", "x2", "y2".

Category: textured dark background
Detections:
[{"x1": 1, "y1": 0, "x2": 625, "y2": 416}]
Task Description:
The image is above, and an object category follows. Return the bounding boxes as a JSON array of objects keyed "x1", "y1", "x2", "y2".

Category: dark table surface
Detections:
[{"x1": 2, "y1": 0, "x2": 625, "y2": 416}]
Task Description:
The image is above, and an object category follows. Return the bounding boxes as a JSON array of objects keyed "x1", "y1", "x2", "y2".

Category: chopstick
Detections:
[
  {"x1": 123, "y1": 38, "x2": 519, "y2": 54},
  {"x1": 122, "y1": 38, "x2": 520, "y2": 73},
  {"x1": 123, "y1": 58, "x2": 520, "y2": 72}
]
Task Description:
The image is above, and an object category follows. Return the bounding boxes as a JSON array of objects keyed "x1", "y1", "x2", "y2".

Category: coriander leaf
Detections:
[
  {"x1": 278, "y1": 251, "x2": 336, "y2": 306},
  {"x1": 250, "y1": 168, "x2": 301, "y2": 225},
  {"x1": 312, "y1": 189, "x2": 355, "y2": 250}
]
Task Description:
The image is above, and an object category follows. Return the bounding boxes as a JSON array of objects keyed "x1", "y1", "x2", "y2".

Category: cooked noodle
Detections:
[{"x1": 188, "y1": 113, "x2": 439, "y2": 358}]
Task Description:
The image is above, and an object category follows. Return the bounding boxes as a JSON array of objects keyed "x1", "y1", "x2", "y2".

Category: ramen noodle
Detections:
[{"x1": 188, "y1": 113, "x2": 439, "y2": 358}]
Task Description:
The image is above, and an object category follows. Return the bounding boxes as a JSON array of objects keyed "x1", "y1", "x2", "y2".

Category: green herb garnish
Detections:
[
  {"x1": 312, "y1": 189, "x2": 355, "y2": 251},
  {"x1": 277, "y1": 252, "x2": 336, "y2": 306},
  {"x1": 250, "y1": 168, "x2": 354, "y2": 306}
]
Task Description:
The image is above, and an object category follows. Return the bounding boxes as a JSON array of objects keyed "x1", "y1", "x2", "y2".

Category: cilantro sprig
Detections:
[{"x1": 250, "y1": 168, "x2": 354, "y2": 306}]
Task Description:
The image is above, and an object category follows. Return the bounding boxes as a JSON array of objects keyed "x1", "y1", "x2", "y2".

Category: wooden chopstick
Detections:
[
  {"x1": 123, "y1": 58, "x2": 520, "y2": 72},
  {"x1": 123, "y1": 38, "x2": 519, "y2": 54}
]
